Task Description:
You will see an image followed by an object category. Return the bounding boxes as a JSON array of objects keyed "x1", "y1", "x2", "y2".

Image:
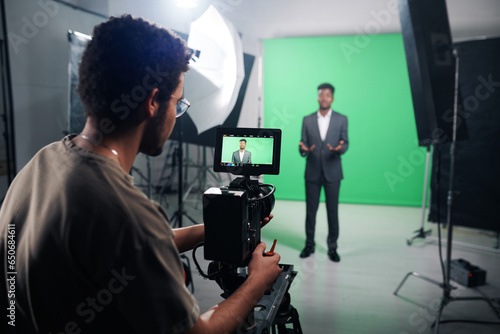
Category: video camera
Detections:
[
  {"x1": 203, "y1": 127, "x2": 282, "y2": 268},
  {"x1": 194, "y1": 127, "x2": 300, "y2": 332}
]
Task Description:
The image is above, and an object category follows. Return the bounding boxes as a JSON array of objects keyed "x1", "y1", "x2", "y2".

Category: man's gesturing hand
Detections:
[{"x1": 299, "y1": 141, "x2": 315, "y2": 152}]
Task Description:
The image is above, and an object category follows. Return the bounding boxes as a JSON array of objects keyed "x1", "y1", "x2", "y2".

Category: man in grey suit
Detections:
[
  {"x1": 232, "y1": 139, "x2": 252, "y2": 164},
  {"x1": 299, "y1": 83, "x2": 348, "y2": 262}
]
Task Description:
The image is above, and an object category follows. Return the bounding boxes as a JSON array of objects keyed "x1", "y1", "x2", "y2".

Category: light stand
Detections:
[
  {"x1": 394, "y1": 49, "x2": 500, "y2": 332},
  {"x1": 431, "y1": 49, "x2": 500, "y2": 333},
  {"x1": 406, "y1": 145, "x2": 433, "y2": 245},
  {"x1": 199, "y1": 145, "x2": 224, "y2": 194},
  {"x1": 169, "y1": 116, "x2": 199, "y2": 228},
  {"x1": 177, "y1": 144, "x2": 224, "y2": 212}
]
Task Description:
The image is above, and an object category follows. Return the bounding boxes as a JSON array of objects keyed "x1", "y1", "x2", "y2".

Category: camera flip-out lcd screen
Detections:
[{"x1": 213, "y1": 127, "x2": 282, "y2": 176}]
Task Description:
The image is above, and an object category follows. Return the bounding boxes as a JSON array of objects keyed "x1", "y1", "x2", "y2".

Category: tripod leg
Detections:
[
  {"x1": 184, "y1": 212, "x2": 199, "y2": 225},
  {"x1": 394, "y1": 271, "x2": 446, "y2": 296},
  {"x1": 452, "y1": 296, "x2": 500, "y2": 319},
  {"x1": 407, "y1": 146, "x2": 432, "y2": 246},
  {"x1": 277, "y1": 324, "x2": 287, "y2": 333},
  {"x1": 433, "y1": 296, "x2": 446, "y2": 334},
  {"x1": 291, "y1": 307, "x2": 303, "y2": 334},
  {"x1": 407, "y1": 228, "x2": 433, "y2": 245}
]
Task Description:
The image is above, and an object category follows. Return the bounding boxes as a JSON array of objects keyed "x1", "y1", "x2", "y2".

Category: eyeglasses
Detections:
[{"x1": 171, "y1": 95, "x2": 190, "y2": 118}]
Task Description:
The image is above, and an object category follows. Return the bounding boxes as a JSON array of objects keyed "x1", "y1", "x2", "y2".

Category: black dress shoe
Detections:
[
  {"x1": 328, "y1": 250, "x2": 340, "y2": 262},
  {"x1": 299, "y1": 246, "x2": 314, "y2": 258}
]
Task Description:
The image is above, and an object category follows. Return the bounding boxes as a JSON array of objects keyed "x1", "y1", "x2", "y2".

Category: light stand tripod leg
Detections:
[
  {"x1": 407, "y1": 227, "x2": 432, "y2": 246},
  {"x1": 171, "y1": 145, "x2": 203, "y2": 227},
  {"x1": 394, "y1": 271, "x2": 449, "y2": 296},
  {"x1": 432, "y1": 295, "x2": 500, "y2": 332},
  {"x1": 182, "y1": 212, "x2": 199, "y2": 225},
  {"x1": 396, "y1": 146, "x2": 438, "y2": 295},
  {"x1": 407, "y1": 145, "x2": 433, "y2": 245},
  {"x1": 433, "y1": 296, "x2": 447, "y2": 334},
  {"x1": 169, "y1": 117, "x2": 201, "y2": 228},
  {"x1": 170, "y1": 136, "x2": 185, "y2": 228}
]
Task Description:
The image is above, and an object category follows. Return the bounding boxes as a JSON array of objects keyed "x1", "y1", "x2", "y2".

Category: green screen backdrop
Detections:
[{"x1": 262, "y1": 34, "x2": 428, "y2": 206}]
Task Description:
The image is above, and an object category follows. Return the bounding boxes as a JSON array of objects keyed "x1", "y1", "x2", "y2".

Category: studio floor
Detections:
[{"x1": 176, "y1": 200, "x2": 500, "y2": 334}]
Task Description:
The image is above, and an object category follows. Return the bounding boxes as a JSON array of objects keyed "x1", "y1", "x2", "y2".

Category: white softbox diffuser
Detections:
[{"x1": 183, "y1": 5, "x2": 245, "y2": 134}]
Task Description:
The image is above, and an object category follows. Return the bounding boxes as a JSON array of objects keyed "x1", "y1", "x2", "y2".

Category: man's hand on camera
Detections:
[
  {"x1": 260, "y1": 214, "x2": 274, "y2": 228},
  {"x1": 247, "y1": 242, "x2": 282, "y2": 293}
]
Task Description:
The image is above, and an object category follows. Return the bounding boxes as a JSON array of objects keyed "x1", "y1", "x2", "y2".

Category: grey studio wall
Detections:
[{"x1": 4, "y1": 0, "x2": 107, "y2": 171}]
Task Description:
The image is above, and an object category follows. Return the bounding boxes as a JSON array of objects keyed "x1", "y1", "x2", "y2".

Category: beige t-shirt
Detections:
[{"x1": 0, "y1": 135, "x2": 199, "y2": 333}]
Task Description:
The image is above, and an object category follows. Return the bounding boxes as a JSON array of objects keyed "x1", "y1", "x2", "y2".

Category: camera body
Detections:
[
  {"x1": 203, "y1": 127, "x2": 281, "y2": 268},
  {"x1": 199, "y1": 127, "x2": 299, "y2": 331},
  {"x1": 203, "y1": 177, "x2": 275, "y2": 267}
]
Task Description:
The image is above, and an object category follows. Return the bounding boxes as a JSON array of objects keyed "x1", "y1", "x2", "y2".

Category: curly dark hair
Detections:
[
  {"x1": 318, "y1": 83, "x2": 335, "y2": 96},
  {"x1": 77, "y1": 15, "x2": 191, "y2": 127}
]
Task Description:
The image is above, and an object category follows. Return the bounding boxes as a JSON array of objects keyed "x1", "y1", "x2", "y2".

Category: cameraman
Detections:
[{"x1": 0, "y1": 15, "x2": 281, "y2": 334}]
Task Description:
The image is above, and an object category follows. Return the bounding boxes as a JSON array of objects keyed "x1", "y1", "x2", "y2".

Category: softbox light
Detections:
[{"x1": 183, "y1": 5, "x2": 245, "y2": 134}]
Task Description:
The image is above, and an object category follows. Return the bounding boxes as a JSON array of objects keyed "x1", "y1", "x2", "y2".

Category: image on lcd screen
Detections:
[{"x1": 220, "y1": 135, "x2": 274, "y2": 167}]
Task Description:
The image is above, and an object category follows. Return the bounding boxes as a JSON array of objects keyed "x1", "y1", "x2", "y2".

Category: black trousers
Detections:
[{"x1": 305, "y1": 176, "x2": 341, "y2": 250}]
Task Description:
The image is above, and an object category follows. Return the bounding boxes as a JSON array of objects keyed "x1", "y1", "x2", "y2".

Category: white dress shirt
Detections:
[
  {"x1": 317, "y1": 109, "x2": 332, "y2": 141},
  {"x1": 239, "y1": 149, "x2": 245, "y2": 162}
]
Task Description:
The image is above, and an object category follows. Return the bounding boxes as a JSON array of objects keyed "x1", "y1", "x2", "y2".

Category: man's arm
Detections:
[
  {"x1": 299, "y1": 117, "x2": 315, "y2": 156},
  {"x1": 327, "y1": 116, "x2": 348, "y2": 154},
  {"x1": 336, "y1": 117, "x2": 348, "y2": 154},
  {"x1": 339, "y1": 117, "x2": 348, "y2": 154},
  {"x1": 186, "y1": 243, "x2": 282, "y2": 334},
  {"x1": 173, "y1": 224, "x2": 204, "y2": 253}
]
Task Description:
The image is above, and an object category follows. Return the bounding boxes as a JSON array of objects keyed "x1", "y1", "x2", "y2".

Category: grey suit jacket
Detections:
[
  {"x1": 299, "y1": 110, "x2": 348, "y2": 182},
  {"x1": 232, "y1": 150, "x2": 252, "y2": 163}
]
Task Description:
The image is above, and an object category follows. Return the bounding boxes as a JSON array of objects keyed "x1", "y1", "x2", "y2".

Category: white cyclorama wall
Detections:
[{"x1": 5, "y1": 0, "x2": 106, "y2": 171}]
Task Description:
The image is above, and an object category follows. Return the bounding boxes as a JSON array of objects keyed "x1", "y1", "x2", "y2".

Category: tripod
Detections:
[
  {"x1": 271, "y1": 291, "x2": 302, "y2": 334},
  {"x1": 406, "y1": 145, "x2": 433, "y2": 245},
  {"x1": 394, "y1": 49, "x2": 500, "y2": 333},
  {"x1": 243, "y1": 264, "x2": 302, "y2": 334},
  {"x1": 177, "y1": 144, "x2": 224, "y2": 212},
  {"x1": 169, "y1": 116, "x2": 198, "y2": 228}
]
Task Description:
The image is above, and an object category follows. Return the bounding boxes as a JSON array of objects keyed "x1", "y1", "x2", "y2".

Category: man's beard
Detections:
[
  {"x1": 138, "y1": 103, "x2": 168, "y2": 157},
  {"x1": 319, "y1": 103, "x2": 330, "y2": 110}
]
